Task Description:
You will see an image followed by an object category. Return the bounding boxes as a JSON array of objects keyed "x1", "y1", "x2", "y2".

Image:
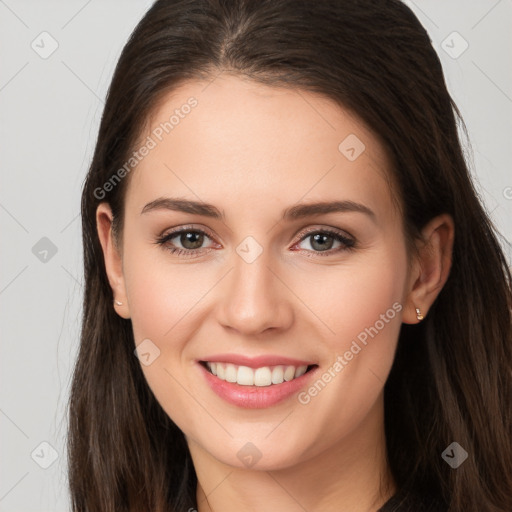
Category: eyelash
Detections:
[{"x1": 154, "y1": 225, "x2": 356, "y2": 259}]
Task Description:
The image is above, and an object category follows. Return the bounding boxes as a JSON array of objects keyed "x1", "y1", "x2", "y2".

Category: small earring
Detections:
[
  {"x1": 415, "y1": 307, "x2": 424, "y2": 321},
  {"x1": 114, "y1": 300, "x2": 123, "y2": 306}
]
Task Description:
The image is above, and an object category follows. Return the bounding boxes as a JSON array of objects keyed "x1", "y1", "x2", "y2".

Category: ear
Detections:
[
  {"x1": 402, "y1": 213, "x2": 454, "y2": 324},
  {"x1": 96, "y1": 203, "x2": 131, "y2": 319}
]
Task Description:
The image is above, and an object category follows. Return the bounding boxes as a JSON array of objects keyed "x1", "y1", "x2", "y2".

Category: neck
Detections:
[{"x1": 190, "y1": 395, "x2": 396, "y2": 512}]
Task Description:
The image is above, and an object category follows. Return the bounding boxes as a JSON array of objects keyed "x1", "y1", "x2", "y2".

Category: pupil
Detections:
[
  {"x1": 311, "y1": 233, "x2": 333, "y2": 251},
  {"x1": 181, "y1": 231, "x2": 204, "y2": 249}
]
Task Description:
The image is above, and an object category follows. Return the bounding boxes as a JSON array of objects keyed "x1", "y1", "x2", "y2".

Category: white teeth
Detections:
[
  {"x1": 225, "y1": 363, "x2": 237, "y2": 383},
  {"x1": 271, "y1": 365, "x2": 284, "y2": 384},
  {"x1": 216, "y1": 363, "x2": 226, "y2": 380},
  {"x1": 295, "y1": 365, "x2": 307, "y2": 378},
  {"x1": 283, "y1": 365, "x2": 296, "y2": 381},
  {"x1": 205, "y1": 362, "x2": 310, "y2": 386},
  {"x1": 237, "y1": 365, "x2": 254, "y2": 385},
  {"x1": 254, "y1": 367, "x2": 272, "y2": 386}
]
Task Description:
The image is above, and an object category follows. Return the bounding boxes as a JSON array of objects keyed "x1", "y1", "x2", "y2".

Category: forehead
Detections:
[{"x1": 126, "y1": 74, "x2": 396, "y2": 222}]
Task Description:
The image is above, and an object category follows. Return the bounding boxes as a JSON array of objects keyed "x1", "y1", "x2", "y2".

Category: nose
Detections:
[{"x1": 216, "y1": 247, "x2": 294, "y2": 337}]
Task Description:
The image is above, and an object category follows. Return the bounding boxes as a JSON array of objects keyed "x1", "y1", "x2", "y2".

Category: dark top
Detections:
[{"x1": 378, "y1": 492, "x2": 448, "y2": 512}]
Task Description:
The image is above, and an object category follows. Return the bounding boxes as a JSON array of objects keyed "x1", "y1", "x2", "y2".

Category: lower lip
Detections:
[{"x1": 199, "y1": 363, "x2": 317, "y2": 409}]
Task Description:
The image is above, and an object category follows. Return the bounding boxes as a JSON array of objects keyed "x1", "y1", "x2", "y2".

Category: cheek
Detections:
[
  {"x1": 339, "y1": 259, "x2": 404, "y2": 352},
  {"x1": 123, "y1": 240, "x2": 211, "y2": 344},
  {"x1": 274, "y1": 258, "x2": 406, "y2": 462},
  {"x1": 122, "y1": 243, "x2": 212, "y2": 433},
  {"x1": 291, "y1": 245, "x2": 407, "y2": 354},
  {"x1": 292, "y1": 240, "x2": 407, "y2": 410},
  {"x1": 287, "y1": 239, "x2": 407, "y2": 424}
]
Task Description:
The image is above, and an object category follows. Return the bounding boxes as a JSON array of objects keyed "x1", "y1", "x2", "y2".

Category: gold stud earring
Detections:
[
  {"x1": 114, "y1": 300, "x2": 123, "y2": 306},
  {"x1": 415, "y1": 307, "x2": 424, "y2": 321}
]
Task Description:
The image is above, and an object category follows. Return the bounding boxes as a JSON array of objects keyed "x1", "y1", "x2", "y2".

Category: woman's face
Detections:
[{"x1": 103, "y1": 75, "x2": 415, "y2": 470}]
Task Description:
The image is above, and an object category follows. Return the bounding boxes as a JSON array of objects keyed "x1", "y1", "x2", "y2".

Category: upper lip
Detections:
[{"x1": 199, "y1": 353, "x2": 316, "y2": 369}]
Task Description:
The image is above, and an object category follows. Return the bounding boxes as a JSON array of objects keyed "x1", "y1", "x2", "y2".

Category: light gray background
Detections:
[{"x1": 1, "y1": 1, "x2": 511, "y2": 510}]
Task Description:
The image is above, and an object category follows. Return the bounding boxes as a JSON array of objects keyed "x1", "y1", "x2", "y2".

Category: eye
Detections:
[
  {"x1": 155, "y1": 225, "x2": 356, "y2": 258},
  {"x1": 292, "y1": 228, "x2": 355, "y2": 256},
  {"x1": 155, "y1": 226, "x2": 218, "y2": 258}
]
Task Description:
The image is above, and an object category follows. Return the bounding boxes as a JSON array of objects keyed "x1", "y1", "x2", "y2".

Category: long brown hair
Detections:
[{"x1": 68, "y1": 1, "x2": 512, "y2": 510}]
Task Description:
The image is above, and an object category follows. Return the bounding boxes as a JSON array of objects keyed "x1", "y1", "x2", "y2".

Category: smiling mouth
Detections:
[{"x1": 200, "y1": 361, "x2": 317, "y2": 387}]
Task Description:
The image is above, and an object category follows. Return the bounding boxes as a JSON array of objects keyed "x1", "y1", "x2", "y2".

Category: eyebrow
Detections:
[{"x1": 141, "y1": 197, "x2": 375, "y2": 221}]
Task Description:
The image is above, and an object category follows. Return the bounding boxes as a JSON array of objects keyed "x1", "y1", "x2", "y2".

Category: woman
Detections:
[{"x1": 68, "y1": 1, "x2": 512, "y2": 511}]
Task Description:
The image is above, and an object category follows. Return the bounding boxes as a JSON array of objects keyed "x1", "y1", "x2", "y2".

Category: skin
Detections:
[{"x1": 97, "y1": 74, "x2": 454, "y2": 512}]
